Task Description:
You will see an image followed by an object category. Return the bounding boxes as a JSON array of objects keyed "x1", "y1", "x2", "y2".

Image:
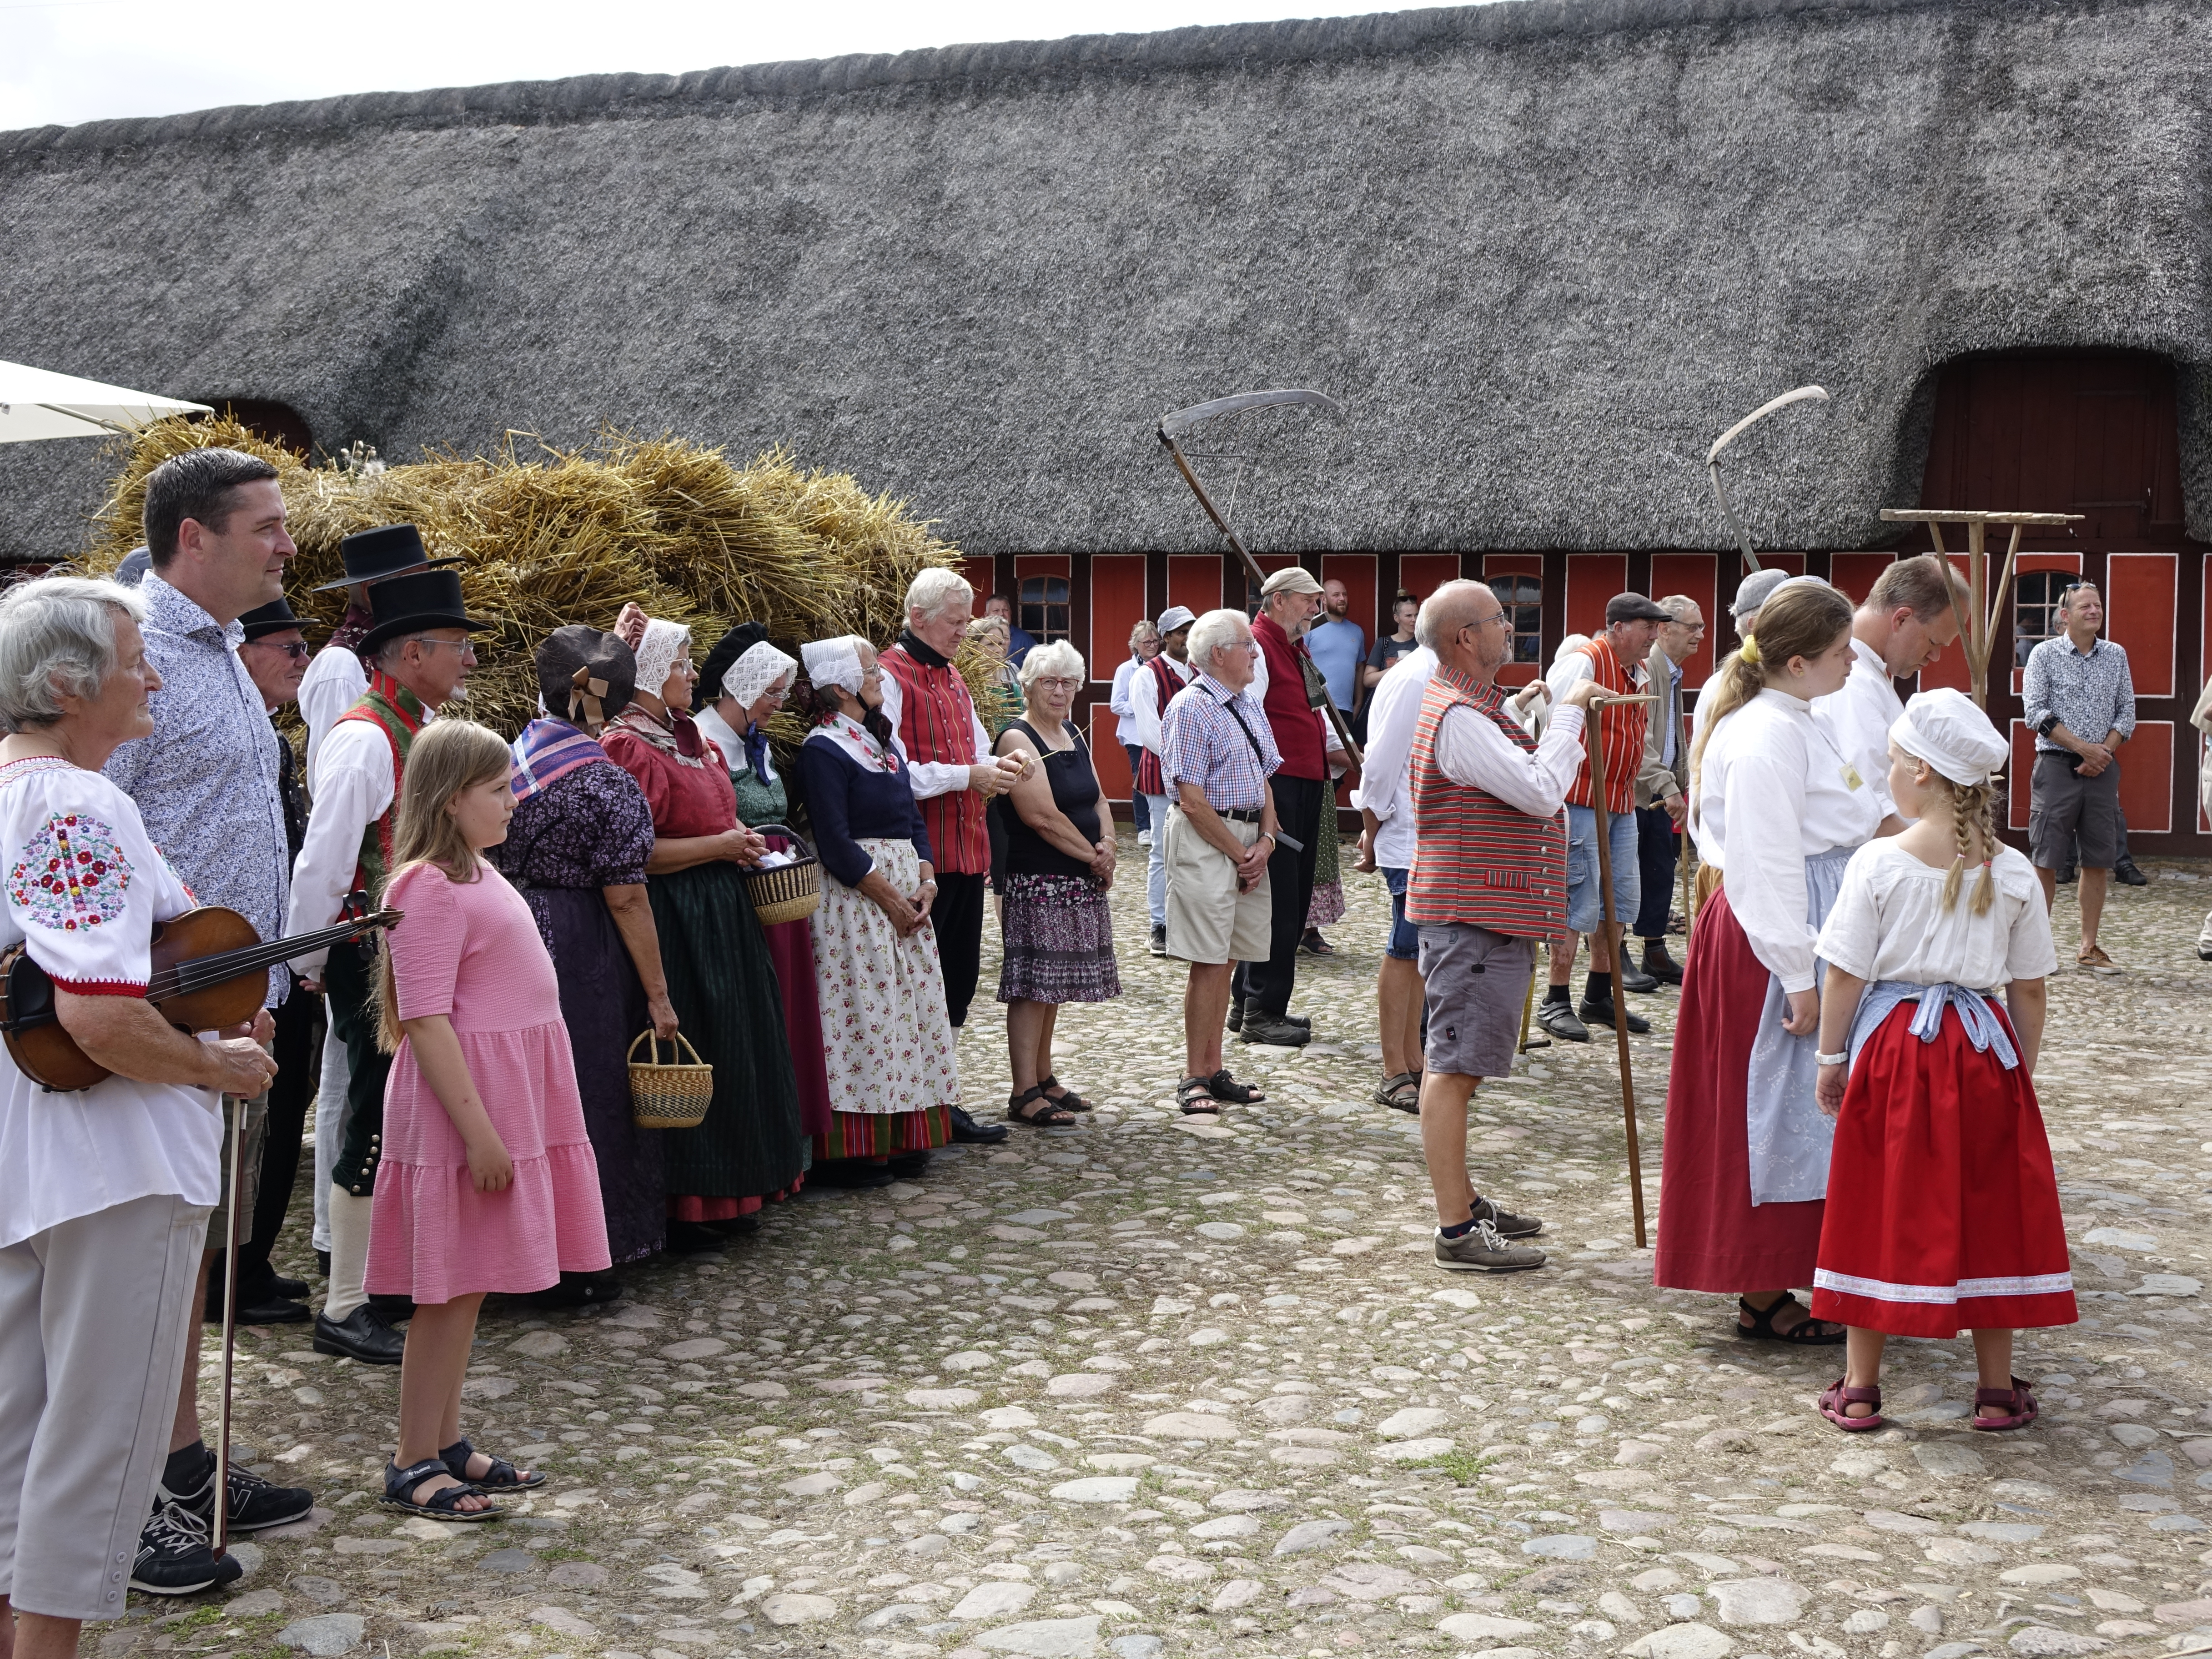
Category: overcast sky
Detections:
[{"x1": 3, "y1": 0, "x2": 1357, "y2": 131}]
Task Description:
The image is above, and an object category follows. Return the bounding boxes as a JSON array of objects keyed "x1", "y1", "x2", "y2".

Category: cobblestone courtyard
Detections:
[{"x1": 112, "y1": 835, "x2": 2212, "y2": 1659}]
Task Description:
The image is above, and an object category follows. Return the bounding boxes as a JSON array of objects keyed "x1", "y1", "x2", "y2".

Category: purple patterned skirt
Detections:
[{"x1": 997, "y1": 872, "x2": 1123, "y2": 1005}]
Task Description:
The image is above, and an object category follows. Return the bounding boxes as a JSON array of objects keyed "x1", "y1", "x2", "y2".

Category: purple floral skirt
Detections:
[{"x1": 997, "y1": 872, "x2": 1122, "y2": 1005}]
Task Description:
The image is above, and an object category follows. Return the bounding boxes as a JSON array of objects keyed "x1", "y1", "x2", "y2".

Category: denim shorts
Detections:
[
  {"x1": 1382, "y1": 866, "x2": 1418, "y2": 961},
  {"x1": 1564, "y1": 803, "x2": 1640, "y2": 935}
]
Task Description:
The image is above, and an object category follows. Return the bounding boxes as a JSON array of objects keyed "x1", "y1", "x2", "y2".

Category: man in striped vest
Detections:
[
  {"x1": 1536, "y1": 592, "x2": 1668, "y2": 1043},
  {"x1": 286, "y1": 562, "x2": 487, "y2": 1363},
  {"x1": 1407, "y1": 580, "x2": 1604, "y2": 1274},
  {"x1": 878, "y1": 568, "x2": 1031, "y2": 1146}
]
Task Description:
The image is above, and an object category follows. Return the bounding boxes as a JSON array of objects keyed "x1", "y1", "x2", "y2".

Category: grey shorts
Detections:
[
  {"x1": 207, "y1": 1091, "x2": 267, "y2": 1250},
  {"x1": 1417, "y1": 923, "x2": 1536, "y2": 1081},
  {"x1": 2028, "y1": 750, "x2": 2123, "y2": 870}
]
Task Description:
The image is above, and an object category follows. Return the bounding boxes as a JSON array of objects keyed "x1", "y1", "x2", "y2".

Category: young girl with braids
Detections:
[
  {"x1": 1806, "y1": 689, "x2": 2071, "y2": 1431},
  {"x1": 1654, "y1": 578, "x2": 1876, "y2": 1345}
]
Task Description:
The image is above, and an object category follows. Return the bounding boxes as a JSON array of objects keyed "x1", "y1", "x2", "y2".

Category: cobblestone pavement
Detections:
[{"x1": 102, "y1": 839, "x2": 2212, "y2": 1659}]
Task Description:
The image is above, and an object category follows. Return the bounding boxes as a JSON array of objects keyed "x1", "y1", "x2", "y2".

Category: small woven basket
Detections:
[
  {"x1": 742, "y1": 825, "x2": 823, "y2": 928},
  {"x1": 627, "y1": 1031, "x2": 713, "y2": 1129}
]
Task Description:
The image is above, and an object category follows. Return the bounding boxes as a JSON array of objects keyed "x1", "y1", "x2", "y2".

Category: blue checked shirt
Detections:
[
  {"x1": 2021, "y1": 634, "x2": 2136, "y2": 755},
  {"x1": 103, "y1": 573, "x2": 292, "y2": 1005},
  {"x1": 1160, "y1": 670, "x2": 1281, "y2": 811}
]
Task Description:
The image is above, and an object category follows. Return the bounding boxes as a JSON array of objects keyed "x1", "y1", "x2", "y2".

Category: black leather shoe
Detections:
[
  {"x1": 234, "y1": 1296, "x2": 312, "y2": 1325},
  {"x1": 315, "y1": 1249, "x2": 330, "y2": 1278},
  {"x1": 2115, "y1": 856, "x2": 2149, "y2": 887},
  {"x1": 367, "y1": 1292, "x2": 414, "y2": 1324},
  {"x1": 1240, "y1": 1013, "x2": 1311, "y2": 1047},
  {"x1": 887, "y1": 1151, "x2": 930, "y2": 1180},
  {"x1": 949, "y1": 1104, "x2": 1010, "y2": 1145},
  {"x1": 1226, "y1": 997, "x2": 1244, "y2": 1033},
  {"x1": 313, "y1": 1304, "x2": 405, "y2": 1365},
  {"x1": 665, "y1": 1219, "x2": 729, "y2": 1253},
  {"x1": 271, "y1": 1272, "x2": 310, "y2": 1299},
  {"x1": 1535, "y1": 1000, "x2": 1589, "y2": 1043},
  {"x1": 1615, "y1": 965, "x2": 1660, "y2": 994},
  {"x1": 807, "y1": 1159, "x2": 899, "y2": 1189},
  {"x1": 1640, "y1": 942, "x2": 1684, "y2": 985},
  {"x1": 1579, "y1": 996, "x2": 1651, "y2": 1035},
  {"x1": 2056, "y1": 864, "x2": 2078, "y2": 885}
]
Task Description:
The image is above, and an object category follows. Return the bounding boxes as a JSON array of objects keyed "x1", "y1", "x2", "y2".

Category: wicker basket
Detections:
[
  {"x1": 742, "y1": 825, "x2": 823, "y2": 927},
  {"x1": 627, "y1": 1031, "x2": 713, "y2": 1129}
]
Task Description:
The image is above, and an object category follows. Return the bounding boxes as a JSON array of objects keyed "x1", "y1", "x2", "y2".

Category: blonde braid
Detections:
[
  {"x1": 1941, "y1": 789, "x2": 1972, "y2": 913},
  {"x1": 1972, "y1": 783, "x2": 2000, "y2": 917},
  {"x1": 1931, "y1": 773, "x2": 2001, "y2": 916}
]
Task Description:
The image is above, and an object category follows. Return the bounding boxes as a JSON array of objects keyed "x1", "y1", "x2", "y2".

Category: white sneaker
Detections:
[{"x1": 1137, "y1": 830, "x2": 1153, "y2": 847}]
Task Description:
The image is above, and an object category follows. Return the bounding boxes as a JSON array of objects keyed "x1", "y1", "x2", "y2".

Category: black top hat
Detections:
[
  {"x1": 534, "y1": 625, "x2": 637, "y2": 729},
  {"x1": 357, "y1": 569, "x2": 493, "y2": 654},
  {"x1": 312, "y1": 523, "x2": 462, "y2": 592},
  {"x1": 238, "y1": 597, "x2": 315, "y2": 641}
]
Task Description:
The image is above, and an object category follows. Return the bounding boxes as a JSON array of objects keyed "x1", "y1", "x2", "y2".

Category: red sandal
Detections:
[
  {"x1": 1970, "y1": 1377, "x2": 2038, "y2": 1431},
  {"x1": 1818, "y1": 1377, "x2": 1885, "y2": 1431}
]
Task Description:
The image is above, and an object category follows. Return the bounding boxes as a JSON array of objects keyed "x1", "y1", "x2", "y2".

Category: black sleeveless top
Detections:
[{"x1": 1000, "y1": 717, "x2": 1102, "y2": 879}]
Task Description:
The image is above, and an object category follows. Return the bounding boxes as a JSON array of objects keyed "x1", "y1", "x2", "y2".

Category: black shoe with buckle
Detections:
[
  {"x1": 1535, "y1": 1000, "x2": 1589, "y2": 1043},
  {"x1": 2114, "y1": 855, "x2": 2148, "y2": 887},
  {"x1": 949, "y1": 1103, "x2": 1011, "y2": 1145},
  {"x1": 1578, "y1": 996, "x2": 1651, "y2": 1035},
  {"x1": 313, "y1": 1302, "x2": 405, "y2": 1365},
  {"x1": 132, "y1": 1500, "x2": 243, "y2": 1595}
]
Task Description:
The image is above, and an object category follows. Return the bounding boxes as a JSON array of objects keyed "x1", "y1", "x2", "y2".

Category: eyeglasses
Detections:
[
  {"x1": 405, "y1": 637, "x2": 476, "y2": 656},
  {"x1": 1032, "y1": 675, "x2": 1082, "y2": 690},
  {"x1": 244, "y1": 640, "x2": 310, "y2": 660}
]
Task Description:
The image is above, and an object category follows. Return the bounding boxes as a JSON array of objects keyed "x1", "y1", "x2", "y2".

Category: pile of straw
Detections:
[{"x1": 89, "y1": 421, "x2": 960, "y2": 737}]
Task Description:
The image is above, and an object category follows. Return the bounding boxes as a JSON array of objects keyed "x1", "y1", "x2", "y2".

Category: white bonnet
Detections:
[
  {"x1": 1890, "y1": 688, "x2": 2009, "y2": 788},
  {"x1": 801, "y1": 636, "x2": 868, "y2": 697},
  {"x1": 725, "y1": 640, "x2": 798, "y2": 709},
  {"x1": 632, "y1": 618, "x2": 691, "y2": 697}
]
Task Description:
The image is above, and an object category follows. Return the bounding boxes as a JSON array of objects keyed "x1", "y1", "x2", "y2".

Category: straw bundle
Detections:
[{"x1": 87, "y1": 420, "x2": 961, "y2": 739}]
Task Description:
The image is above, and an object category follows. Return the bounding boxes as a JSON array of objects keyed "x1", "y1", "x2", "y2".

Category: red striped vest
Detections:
[
  {"x1": 1132, "y1": 653, "x2": 1186, "y2": 796},
  {"x1": 880, "y1": 640, "x2": 989, "y2": 876},
  {"x1": 1563, "y1": 636, "x2": 1646, "y2": 815},
  {"x1": 333, "y1": 671, "x2": 427, "y2": 897},
  {"x1": 1404, "y1": 664, "x2": 1567, "y2": 940}
]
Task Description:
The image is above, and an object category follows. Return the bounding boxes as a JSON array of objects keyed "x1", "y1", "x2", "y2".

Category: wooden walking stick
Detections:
[
  {"x1": 1587, "y1": 692, "x2": 1659, "y2": 1249},
  {"x1": 212, "y1": 1097, "x2": 246, "y2": 1558},
  {"x1": 1517, "y1": 961, "x2": 1548, "y2": 1053}
]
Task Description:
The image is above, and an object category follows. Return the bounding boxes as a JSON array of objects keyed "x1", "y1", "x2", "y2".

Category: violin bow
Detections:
[{"x1": 214, "y1": 1093, "x2": 243, "y2": 1558}]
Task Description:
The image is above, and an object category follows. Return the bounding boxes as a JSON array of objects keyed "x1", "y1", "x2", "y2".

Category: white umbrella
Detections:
[{"x1": 0, "y1": 359, "x2": 211, "y2": 443}]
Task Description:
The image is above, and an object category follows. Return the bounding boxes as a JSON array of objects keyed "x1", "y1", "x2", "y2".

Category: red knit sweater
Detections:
[{"x1": 1252, "y1": 613, "x2": 1325, "y2": 783}]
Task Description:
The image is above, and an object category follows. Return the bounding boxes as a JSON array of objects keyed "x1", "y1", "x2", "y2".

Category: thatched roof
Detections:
[{"x1": 4, "y1": 0, "x2": 2208, "y2": 561}]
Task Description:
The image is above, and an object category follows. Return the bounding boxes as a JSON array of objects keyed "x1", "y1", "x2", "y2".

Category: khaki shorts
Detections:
[{"x1": 1164, "y1": 806, "x2": 1272, "y2": 966}]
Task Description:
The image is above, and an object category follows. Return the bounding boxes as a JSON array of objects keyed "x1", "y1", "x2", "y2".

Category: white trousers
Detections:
[
  {"x1": 310, "y1": 1005, "x2": 348, "y2": 1253},
  {"x1": 0, "y1": 1194, "x2": 209, "y2": 1620}
]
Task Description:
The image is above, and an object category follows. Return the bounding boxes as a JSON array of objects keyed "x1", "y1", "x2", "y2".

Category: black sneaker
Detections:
[
  {"x1": 1148, "y1": 924, "x2": 1167, "y2": 958},
  {"x1": 2114, "y1": 856, "x2": 2148, "y2": 888},
  {"x1": 131, "y1": 1500, "x2": 243, "y2": 1595},
  {"x1": 164, "y1": 1449, "x2": 314, "y2": 1535},
  {"x1": 1578, "y1": 996, "x2": 1650, "y2": 1035}
]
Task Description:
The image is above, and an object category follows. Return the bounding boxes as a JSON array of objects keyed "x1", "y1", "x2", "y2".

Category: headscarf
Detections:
[
  {"x1": 631, "y1": 618, "x2": 691, "y2": 700},
  {"x1": 1890, "y1": 688, "x2": 2009, "y2": 788}
]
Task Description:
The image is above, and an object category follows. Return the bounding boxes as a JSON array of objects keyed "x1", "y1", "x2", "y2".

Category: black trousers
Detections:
[
  {"x1": 328, "y1": 939, "x2": 395, "y2": 1195},
  {"x1": 233, "y1": 978, "x2": 324, "y2": 1299},
  {"x1": 935, "y1": 870, "x2": 988, "y2": 1029},
  {"x1": 1633, "y1": 804, "x2": 1678, "y2": 941},
  {"x1": 1237, "y1": 773, "x2": 1323, "y2": 1018}
]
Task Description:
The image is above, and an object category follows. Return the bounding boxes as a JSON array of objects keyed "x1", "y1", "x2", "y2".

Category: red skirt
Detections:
[
  {"x1": 1808, "y1": 996, "x2": 2076, "y2": 1337},
  {"x1": 1653, "y1": 886, "x2": 1825, "y2": 1291}
]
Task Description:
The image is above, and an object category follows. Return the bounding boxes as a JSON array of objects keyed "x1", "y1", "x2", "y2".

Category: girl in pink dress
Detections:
[{"x1": 367, "y1": 720, "x2": 610, "y2": 1518}]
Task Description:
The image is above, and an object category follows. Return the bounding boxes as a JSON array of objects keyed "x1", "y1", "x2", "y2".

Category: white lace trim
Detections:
[{"x1": 1812, "y1": 1268, "x2": 2073, "y2": 1305}]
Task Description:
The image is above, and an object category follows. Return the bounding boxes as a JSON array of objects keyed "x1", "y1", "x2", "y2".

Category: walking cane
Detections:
[
  {"x1": 1516, "y1": 964, "x2": 1548, "y2": 1053},
  {"x1": 212, "y1": 1097, "x2": 245, "y2": 1559},
  {"x1": 1587, "y1": 693, "x2": 1658, "y2": 1250}
]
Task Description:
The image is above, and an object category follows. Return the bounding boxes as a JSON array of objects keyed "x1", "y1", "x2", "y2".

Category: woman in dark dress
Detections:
[
  {"x1": 995, "y1": 639, "x2": 1121, "y2": 1127},
  {"x1": 604, "y1": 609, "x2": 807, "y2": 1252},
  {"x1": 493, "y1": 626, "x2": 678, "y2": 1294}
]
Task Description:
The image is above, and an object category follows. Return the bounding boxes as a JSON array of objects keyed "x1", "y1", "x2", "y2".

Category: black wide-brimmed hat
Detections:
[
  {"x1": 357, "y1": 569, "x2": 494, "y2": 653},
  {"x1": 312, "y1": 523, "x2": 462, "y2": 592},
  {"x1": 238, "y1": 596, "x2": 315, "y2": 642},
  {"x1": 534, "y1": 625, "x2": 636, "y2": 730}
]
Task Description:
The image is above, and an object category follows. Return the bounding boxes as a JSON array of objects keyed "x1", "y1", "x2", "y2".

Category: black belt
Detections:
[{"x1": 1217, "y1": 807, "x2": 1262, "y2": 823}]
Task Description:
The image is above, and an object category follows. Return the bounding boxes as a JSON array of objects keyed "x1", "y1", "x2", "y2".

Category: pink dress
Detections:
[{"x1": 366, "y1": 860, "x2": 611, "y2": 1302}]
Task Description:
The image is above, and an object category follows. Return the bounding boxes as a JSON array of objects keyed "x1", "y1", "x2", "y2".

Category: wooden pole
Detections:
[
  {"x1": 1966, "y1": 520, "x2": 1989, "y2": 709},
  {"x1": 1586, "y1": 693, "x2": 1652, "y2": 1249},
  {"x1": 1517, "y1": 960, "x2": 1548, "y2": 1052},
  {"x1": 1985, "y1": 522, "x2": 2026, "y2": 687}
]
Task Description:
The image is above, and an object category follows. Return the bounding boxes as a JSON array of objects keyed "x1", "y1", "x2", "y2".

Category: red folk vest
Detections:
[
  {"x1": 1563, "y1": 636, "x2": 1646, "y2": 815},
  {"x1": 334, "y1": 670, "x2": 427, "y2": 897},
  {"x1": 1252, "y1": 612, "x2": 1326, "y2": 782},
  {"x1": 879, "y1": 641, "x2": 989, "y2": 876},
  {"x1": 1404, "y1": 664, "x2": 1567, "y2": 940},
  {"x1": 1132, "y1": 653, "x2": 1186, "y2": 796}
]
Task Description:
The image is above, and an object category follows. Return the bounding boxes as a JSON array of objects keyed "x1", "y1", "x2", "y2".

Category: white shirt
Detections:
[
  {"x1": 287, "y1": 711, "x2": 426, "y2": 974},
  {"x1": 299, "y1": 643, "x2": 368, "y2": 781},
  {"x1": 877, "y1": 669, "x2": 995, "y2": 802},
  {"x1": 0, "y1": 758, "x2": 216, "y2": 1246},
  {"x1": 1813, "y1": 638, "x2": 1906, "y2": 822},
  {"x1": 1817, "y1": 840, "x2": 2058, "y2": 990},
  {"x1": 1349, "y1": 645, "x2": 1438, "y2": 870},
  {"x1": 1108, "y1": 657, "x2": 1143, "y2": 745},
  {"x1": 1130, "y1": 653, "x2": 1194, "y2": 759},
  {"x1": 1693, "y1": 689, "x2": 1883, "y2": 992},
  {"x1": 1434, "y1": 699, "x2": 1588, "y2": 819}
]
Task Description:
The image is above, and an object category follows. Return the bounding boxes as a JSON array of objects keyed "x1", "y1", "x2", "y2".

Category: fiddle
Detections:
[{"x1": 0, "y1": 896, "x2": 400, "y2": 1092}]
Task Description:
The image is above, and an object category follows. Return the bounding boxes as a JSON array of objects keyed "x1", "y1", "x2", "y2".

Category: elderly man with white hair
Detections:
[
  {"x1": 1161, "y1": 608, "x2": 1282, "y2": 1116},
  {"x1": 878, "y1": 569, "x2": 1031, "y2": 1145}
]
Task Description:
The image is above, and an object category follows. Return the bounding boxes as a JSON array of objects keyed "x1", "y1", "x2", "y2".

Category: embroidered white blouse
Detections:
[
  {"x1": 1692, "y1": 688, "x2": 1883, "y2": 992},
  {"x1": 1816, "y1": 840, "x2": 2059, "y2": 990},
  {"x1": 0, "y1": 757, "x2": 216, "y2": 1247}
]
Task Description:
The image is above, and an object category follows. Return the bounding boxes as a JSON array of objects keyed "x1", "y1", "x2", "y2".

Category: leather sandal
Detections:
[
  {"x1": 1818, "y1": 1377, "x2": 1885, "y2": 1431},
  {"x1": 439, "y1": 1438, "x2": 544, "y2": 1491},
  {"x1": 1205, "y1": 1069, "x2": 1267, "y2": 1105},
  {"x1": 1372, "y1": 1072, "x2": 1422, "y2": 1114},
  {"x1": 1038, "y1": 1074, "x2": 1092, "y2": 1113},
  {"x1": 1176, "y1": 1076, "x2": 1221, "y2": 1116},
  {"x1": 382, "y1": 1457, "x2": 500, "y2": 1520},
  {"x1": 1736, "y1": 1292, "x2": 1845, "y2": 1345},
  {"x1": 1007, "y1": 1086, "x2": 1077, "y2": 1128},
  {"x1": 1970, "y1": 1377, "x2": 2038, "y2": 1431}
]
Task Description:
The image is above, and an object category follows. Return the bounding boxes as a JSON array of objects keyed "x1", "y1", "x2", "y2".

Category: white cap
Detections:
[
  {"x1": 632, "y1": 618, "x2": 692, "y2": 697},
  {"x1": 802, "y1": 636, "x2": 867, "y2": 696},
  {"x1": 1156, "y1": 605, "x2": 1197, "y2": 635},
  {"x1": 724, "y1": 640, "x2": 798, "y2": 708},
  {"x1": 1890, "y1": 688, "x2": 2010, "y2": 788}
]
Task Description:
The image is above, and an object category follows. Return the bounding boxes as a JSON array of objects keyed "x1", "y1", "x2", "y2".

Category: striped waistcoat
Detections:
[
  {"x1": 1404, "y1": 664, "x2": 1567, "y2": 940},
  {"x1": 1132, "y1": 653, "x2": 1184, "y2": 796},
  {"x1": 334, "y1": 671, "x2": 427, "y2": 897},
  {"x1": 1563, "y1": 636, "x2": 1646, "y2": 815},
  {"x1": 880, "y1": 642, "x2": 989, "y2": 876}
]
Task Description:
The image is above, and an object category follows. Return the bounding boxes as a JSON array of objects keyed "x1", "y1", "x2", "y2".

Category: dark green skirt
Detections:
[{"x1": 648, "y1": 861, "x2": 807, "y2": 1202}]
